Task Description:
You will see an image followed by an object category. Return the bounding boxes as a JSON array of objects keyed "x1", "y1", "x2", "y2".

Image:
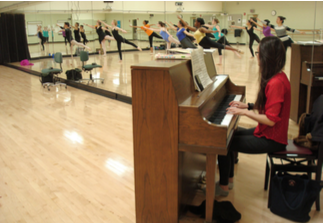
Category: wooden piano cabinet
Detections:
[
  {"x1": 290, "y1": 43, "x2": 323, "y2": 122},
  {"x1": 132, "y1": 67, "x2": 179, "y2": 222}
]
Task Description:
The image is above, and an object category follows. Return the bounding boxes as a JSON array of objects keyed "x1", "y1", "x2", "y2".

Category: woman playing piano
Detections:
[{"x1": 216, "y1": 36, "x2": 291, "y2": 197}]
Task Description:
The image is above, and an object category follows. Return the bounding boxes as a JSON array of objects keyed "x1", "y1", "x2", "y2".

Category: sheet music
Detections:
[{"x1": 190, "y1": 48, "x2": 213, "y2": 91}]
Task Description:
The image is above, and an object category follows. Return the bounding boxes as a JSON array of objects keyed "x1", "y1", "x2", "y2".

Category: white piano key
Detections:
[{"x1": 220, "y1": 95, "x2": 242, "y2": 126}]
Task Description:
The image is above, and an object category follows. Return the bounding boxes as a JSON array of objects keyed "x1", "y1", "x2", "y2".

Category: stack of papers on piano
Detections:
[{"x1": 155, "y1": 53, "x2": 191, "y2": 60}]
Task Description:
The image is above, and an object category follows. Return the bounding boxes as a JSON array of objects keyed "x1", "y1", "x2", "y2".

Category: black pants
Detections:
[
  {"x1": 39, "y1": 37, "x2": 45, "y2": 50},
  {"x1": 199, "y1": 36, "x2": 225, "y2": 50},
  {"x1": 217, "y1": 36, "x2": 231, "y2": 55},
  {"x1": 149, "y1": 32, "x2": 163, "y2": 48},
  {"x1": 117, "y1": 38, "x2": 138, "y2": 60},
  {"x1": 218, "y1": 128, "x2": 286, "y2": 185},
  {"x1": 249, "y1": 34, "x2": 260, "y2": 57},
  {"x1": 282, "y1": 38, "x2": 294, "y2": 52},
  {"x1": 64, "y1": 36, "x2": 69, "y2": 46},
  {"x1": 82, "y1": 35, "x2": 89, "y2": 45},
  {"x1": 180, "y1": 37, "x2": 197, "y2": 49}
]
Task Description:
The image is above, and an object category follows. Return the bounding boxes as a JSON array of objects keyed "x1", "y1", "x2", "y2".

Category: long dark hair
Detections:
[
  {"x1": 158, "y1": 21, "x2": 166, "y2": 27},
  {"x1": 144, "y1": 20, "x2": 149, "y2": 25},
  {"x1": 255, "y1": 36, "x2": 286, "y2": 111}
]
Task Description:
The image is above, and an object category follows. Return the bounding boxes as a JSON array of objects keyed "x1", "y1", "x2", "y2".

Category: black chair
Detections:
[{"x1": 79, "y1": 51, "x2": 104, "y2": 85}]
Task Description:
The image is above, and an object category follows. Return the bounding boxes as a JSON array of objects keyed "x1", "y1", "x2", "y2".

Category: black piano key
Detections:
[{"x1": 208, "y1": 94, "x2": 236, "y2": 124}]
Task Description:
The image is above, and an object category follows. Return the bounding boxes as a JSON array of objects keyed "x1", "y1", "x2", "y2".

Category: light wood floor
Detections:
[{"x1": 1, "y1": 46, "x2": 323, "y2": 223}]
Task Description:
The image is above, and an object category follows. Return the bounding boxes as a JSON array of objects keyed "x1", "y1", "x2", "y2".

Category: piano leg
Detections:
[{"x1": 205, "y1": 154, "x2": 217, "y2": 222}]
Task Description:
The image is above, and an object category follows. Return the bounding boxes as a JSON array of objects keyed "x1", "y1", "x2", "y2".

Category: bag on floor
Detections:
[
  {"x1": 65, "y1": 69, "x2": 82, "y2": 81},
  {"x1": 187, "y1": 200, "x2": 241, "y2": 222},
  {"x1": 40, "y1": 73, "x2": 54, "y2": 83},
  {"x1": 270, "y1": 172, "x2": 322, "y2": 222}
]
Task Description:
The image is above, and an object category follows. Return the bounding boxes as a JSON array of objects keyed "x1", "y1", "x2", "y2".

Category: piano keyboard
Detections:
[{"x1": 208, "y1": 94, "x2": 242, "y2": 126}]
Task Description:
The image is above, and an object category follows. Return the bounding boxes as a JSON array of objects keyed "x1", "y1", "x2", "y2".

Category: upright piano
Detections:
[
  {"x1": 290, "y1": 42, "x2": 323, "y2": 122},
  {"x1": 131, "y1": 58, "x2": 245, "y2": 222}
]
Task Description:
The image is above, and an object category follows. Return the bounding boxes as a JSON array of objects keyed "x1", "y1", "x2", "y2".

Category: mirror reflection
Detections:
[{"x1": 10, "y1": 1, "x2": 322, "y2": 99}]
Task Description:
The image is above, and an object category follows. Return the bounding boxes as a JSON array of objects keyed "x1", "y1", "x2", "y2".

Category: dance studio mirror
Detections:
[{"x1": 13, "y1": 1, "x2": 322, "y2": 99}]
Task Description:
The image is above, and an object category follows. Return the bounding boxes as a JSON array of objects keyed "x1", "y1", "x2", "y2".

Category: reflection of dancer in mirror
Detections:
[
  {"x1": 104, "y1": 25, "x2": 112, "y2": 47},
  {"x1": 84, "y1": 21, "x2": 115, "y2": 57},
  {"x1": 142, "y1": 21, "x2": 180, "y2": 50},
  {"x1": 51, "y1": 26, "x2": 54, "y2": 42},
  {"x1": 71, "y1": 22, "x2": 81, "y2": 42},
  {"x1": 57, "y1": 22, "x2": 91, "y2": 60},
  {"x1": 35, "y1": 25, "x2": 45, "y2": 51},
  {"x1": 250, "y1": 18, "x2": 275, "y2": 37},
  {"x1": 99, "y1": 20, "x2": 142, "y2": 62},
  {"x1": 204, "y1": 18, "x2": 242, "y2": 64},
  {"x1": 80, "y1": 25, "x2": 89, "y2": 45},
  {"x1": 178, "y1": 16, "x2": 243, "y2": 55},
  {"x1": 231, "y1": 20, "x2": 260, "y2": 58},
  {"x1": 129, "y1": 20, "x2": 163, "y2": 54},
  {"x1": 165, "y1": 20, "x2": 196, "y2": 49},
  {"x1": 267, "y1": 16, "x2": 305, "y2": 52},
  {"x1": 42, "y1": 26, "x2": 49, "y2": 49}
]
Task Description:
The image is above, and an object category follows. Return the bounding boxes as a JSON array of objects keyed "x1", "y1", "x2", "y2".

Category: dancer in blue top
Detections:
[
  {"x1": 165, "y1": 21, "x2": 196, "y2": 49},
  {"x1": 143, "y1": 21, "x2": 180, "y2": 50}
]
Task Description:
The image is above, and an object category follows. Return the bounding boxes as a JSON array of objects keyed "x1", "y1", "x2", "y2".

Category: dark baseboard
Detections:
[{"x1": 4, "y1": 63, "x2": 132, "y2": 105}]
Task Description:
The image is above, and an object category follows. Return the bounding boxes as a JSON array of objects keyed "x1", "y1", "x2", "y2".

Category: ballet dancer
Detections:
[
  {"x1": 71, "y1": 22, "x2": 81, "y2": 43},
  {"x1": 250, "y1": 18, "x2": 275, "y2": 37},
  {"x1": 231, "y1": 20, "x2": 260, "y2": 58},
  {"x1": 80, "y1": 25, "x2": 89, "y2": 45},
  {"x1": 104, "y1": 25, "x2": 112, "y2": 47},
  {"x1": 36, "y1": 25, "x2": 45, "y2": 51},
  {"x1": 165, "y1": 20, "x2": 196, "y2": 49},
  {"x1": 83, "y1": 21, "x2": 115, "y2": 57},
  {"x1": 177, "y1": 16, "x2": 243, "y2": 55},
  {"x1": 204, "y1": 18, "x2": 242, "y2": 64},
  {"x1": 267, "y1": 16, "x2": 305, "y2": 52},
  {"x1": 57, "y1": 22, "x2": 91, "y2": 60},
  {"x1": 43, "y1": 26, "x2": 49, "y2": 44},
  {"x1": 142, "y1": 21, "x2": 180, "y2": 50},
  {"x1": 130, "y1": 20, "x2": 163, "y2": 53},
  {"x1": 99, "y1": 20, "x2": 142, "y2": 62}
]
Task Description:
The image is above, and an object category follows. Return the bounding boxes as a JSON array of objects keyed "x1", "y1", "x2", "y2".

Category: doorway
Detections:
[{"x1": 132, "y1": 19, "x2": 137, "y2": 40}]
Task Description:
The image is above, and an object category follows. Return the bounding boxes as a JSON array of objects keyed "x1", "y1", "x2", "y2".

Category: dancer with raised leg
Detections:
[
  {"x1": 80, "y1": 25, "x2": 89, "y2": 45},
  {"x1": 57, "y1": 22, "x2": 91, "y2": 61},
  {"x1": 36, "y1": 25, "x2": 45, "y2": 51},
  {"x1": 165, "y1": 20, "x2": 196, "y2": 49},
  {"x1": 204, "y1": 18, "x2": 242, "y2": 64},
  {"x1": 177, "y1": 16, "x2": 243, "y2": 55},
  {"x1": 83, "y1": 21, "x2": 115, "y2": 57},
  {"x1": 142, "y1": 21, "x2": 180, "y2": 50},
  {"x1": 231, "y1": 20, "x2": 260, "y2": 58},
  {"x1": 130, "y1": 20, "x2": 163, "y2": 54},
  {"x1": 99, "y1": 20, "x2": 142, "y2": 62}
]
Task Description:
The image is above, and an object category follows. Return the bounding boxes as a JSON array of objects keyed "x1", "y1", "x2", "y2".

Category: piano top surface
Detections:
[{"x1": 131, "y1": 59, "x2": 190, "y2": 71}]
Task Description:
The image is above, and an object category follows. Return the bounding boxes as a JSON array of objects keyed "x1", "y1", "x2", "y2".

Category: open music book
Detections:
[
  {"x1": 190, "y1": 48, "x2": 213, "y2": 91},
  {"x1": 158, "y1": 47, "x2": 214, "y2": 92}
]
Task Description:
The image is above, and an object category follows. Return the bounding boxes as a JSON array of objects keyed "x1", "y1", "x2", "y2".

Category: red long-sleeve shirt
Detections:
[{"x1": 254, "y1": 71, "x2": 291, "y2": 145}]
